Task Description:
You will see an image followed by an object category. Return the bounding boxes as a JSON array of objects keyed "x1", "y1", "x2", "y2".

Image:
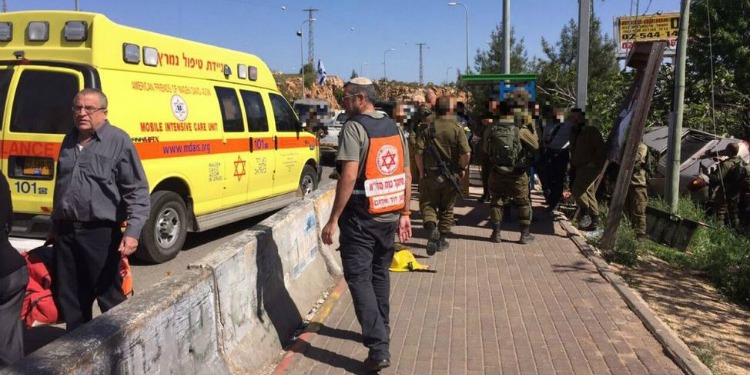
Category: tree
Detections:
[
  {"x1": 350, "y1": 70, "x2": 358, "y2": 79},
  {"x1": 533, "y1": 15, "x2": 621, "y2": 131},
  {"x1": 686, "y1": 0, "x2": 750, "y2": 139},
  {"x1": 467, "y1": 25, "x2": 530, "y2": 118},
  {"x1": 474, "y1": 25, "x2": 530, "y2": 74}
]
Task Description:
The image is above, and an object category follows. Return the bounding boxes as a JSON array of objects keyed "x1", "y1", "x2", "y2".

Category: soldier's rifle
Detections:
[{"x1": 425, "y1": 125, "x2": 464, "y2": 200}]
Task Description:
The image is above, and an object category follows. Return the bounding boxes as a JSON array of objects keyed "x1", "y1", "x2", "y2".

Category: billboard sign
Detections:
[{"x1": 614, "y1": 12, "x2": 680, "y2": 59}]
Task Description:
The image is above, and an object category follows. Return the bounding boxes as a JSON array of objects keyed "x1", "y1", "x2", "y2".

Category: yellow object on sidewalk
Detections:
[{"x1": 389, "y1": 249, "x2": 436, "y2": 273}]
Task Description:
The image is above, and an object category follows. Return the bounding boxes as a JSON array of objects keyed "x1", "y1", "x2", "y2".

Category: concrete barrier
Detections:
[
  {"x1": 3, "y1": 270, "x2": 229, "y2": 375},
  {"x1": 1, "y1": 186, "x2": 342, "y2": 375}
]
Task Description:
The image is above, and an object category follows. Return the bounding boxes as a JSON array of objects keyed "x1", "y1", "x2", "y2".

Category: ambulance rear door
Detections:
[{"x1": 1, "y1": 65, "x2": 82, "y2": 218}]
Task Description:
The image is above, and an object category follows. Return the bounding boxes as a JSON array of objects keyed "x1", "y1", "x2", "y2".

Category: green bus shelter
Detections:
[{"x1": 460, "y1": 73, "x2": 537, "y2": 101}]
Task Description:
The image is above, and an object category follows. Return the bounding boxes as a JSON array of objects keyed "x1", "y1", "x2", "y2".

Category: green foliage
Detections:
[
  {"x1": 603, "y1": 219, "x2": 640, "y2": 266},
  {"x1": 532, "y1": 15, "x2": 620, "y2": 118},
  {"x1": 350, "y1": 70, "x2": 358, "y2": 79},
  {"x1": 642, "y1": 197, "x2": 750, "y2": 306},
  {"x1": 301, "y1": 63, "x2": 315, "y2": 89},
  {"x1": 468, "y1": 25, "x2": 530, "y2": 117},
  {"x1": 333, "y1": 87, "x2": 344, "y2": 105},
  {"x1": 686, "y1": 0, "x2": 750, "y2": 139}
]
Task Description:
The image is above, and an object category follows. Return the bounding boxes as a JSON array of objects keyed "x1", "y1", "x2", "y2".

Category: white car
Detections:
[{"x1": 319, "y1": 110, "x2": 347, "y2": 154}]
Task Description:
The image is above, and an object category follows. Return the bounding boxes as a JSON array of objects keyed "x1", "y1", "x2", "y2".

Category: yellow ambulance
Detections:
[{"x1": 0, "y1": 11, "x2": 321, "y2": 263}]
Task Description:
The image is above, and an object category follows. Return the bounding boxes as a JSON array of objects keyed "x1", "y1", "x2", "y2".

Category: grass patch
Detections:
[{"x1": 591, "y1": 196, "x2": 750, "y2": 307}]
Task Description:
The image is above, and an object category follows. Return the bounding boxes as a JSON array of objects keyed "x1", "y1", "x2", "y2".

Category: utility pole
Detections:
[
  {"x1": 502, "y1": 0, "x2": 510, "y2": 74},
  {"x1": 576, "y1": 0, "x2": 591, "y2": 110},
  {"x1": 2, "y1": 0, "x2": 7, "y2": 12},
  {"x1": 666, "y1": 0, "x2": 691, "y2": 212},
  {"x1": 416, "y1": 42, "x2": 427, "y2": 85},
  {"x1": 302, "y1": 8, "x2": 318, "y2": 66}
]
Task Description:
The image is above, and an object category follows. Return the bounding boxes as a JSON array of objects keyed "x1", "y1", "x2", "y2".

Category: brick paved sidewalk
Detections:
[{"x1": 273, "y1": 185, "x2": 685, "y2": 375}]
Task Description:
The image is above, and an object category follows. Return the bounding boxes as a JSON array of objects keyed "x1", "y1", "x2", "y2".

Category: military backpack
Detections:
[{"x1": 487, "y1": 122, "x2": 522, "y2": 174}]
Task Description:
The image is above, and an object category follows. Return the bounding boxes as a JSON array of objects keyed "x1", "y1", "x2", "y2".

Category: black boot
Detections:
[
  {"x1": 425, "y1": 222, "x2": 440, "y2": 255},
  {"x1": 478, "y1": 192, "x2": 490, "y2": 203},
  {"x1": 580, "y1": 214, "x2": 599, "y2": 231},
  {"x1": 438, "y1": 234, "x2": 450, "y2": 251},
  {"x1": 519, "y1": 225, "x2": 535, "y2": 244},
  {"x1": 489, "y1": 222, "x2": 502, "y2": 243}
]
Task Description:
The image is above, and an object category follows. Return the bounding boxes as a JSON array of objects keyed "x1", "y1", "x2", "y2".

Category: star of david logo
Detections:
[
  {"x1": 234, "y1": 156, "x2": 246, "y2": 181},
  {"x1": 376, "y1": 145, "x2": 399, "y2": 175},
  {"x1": 381, "y1": 150, "x2": 397, "y2": 170}
]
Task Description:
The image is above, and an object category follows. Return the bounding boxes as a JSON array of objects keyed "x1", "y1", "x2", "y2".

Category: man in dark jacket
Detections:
[{"x1": 0, "y1": 171, "x2": 28, "y2": 367}]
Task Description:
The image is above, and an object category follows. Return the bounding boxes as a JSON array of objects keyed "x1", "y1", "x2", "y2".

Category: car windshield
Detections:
[{"x1": 335, "y1": 112, "x2": 349, "y2": 124}]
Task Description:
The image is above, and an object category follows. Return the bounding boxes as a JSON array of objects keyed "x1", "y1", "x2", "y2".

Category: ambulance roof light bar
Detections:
[
  {"x1": 27, "y1": 21, "x2": 49, "y2": 42},
  {"x1": 64, "y1": 21, "x2": 88, "y2": 41},
  {"x1": 0, "y1": 22, "x2": 12, "y2": 42},
  {"x1": 123, "y1": 43, "x2": 140, "y2": 64}
]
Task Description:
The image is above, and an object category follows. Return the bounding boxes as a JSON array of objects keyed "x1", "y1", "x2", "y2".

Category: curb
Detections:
[
  {"x1": 555, "y1": 213, "x2": 712, "y2": 375},
  {"x1": 271, "y1": 277, "x2": 348, "y2": 375}
]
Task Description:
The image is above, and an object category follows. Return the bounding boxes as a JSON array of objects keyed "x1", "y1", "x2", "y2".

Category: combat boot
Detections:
[
  {"x1": 519, "y1": 225, "x2": 535, "y2": 244},
  {"x1": 438, "y1": 234, "x2": 450, "y2": 252},
  {"x1": 580, "y1": 214, "x2": 599, "y2": 232},
  {"x1": 489, "y1": 222, "x2": 502, "y2": 243},
  {"x1": 425, "y1": 222, "x2": 440, "y2": 255}
]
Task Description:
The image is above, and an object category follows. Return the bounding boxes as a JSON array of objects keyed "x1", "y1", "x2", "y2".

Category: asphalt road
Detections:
[{"x1": 13, "y1": 163, "x2": 336, "y2": 354}]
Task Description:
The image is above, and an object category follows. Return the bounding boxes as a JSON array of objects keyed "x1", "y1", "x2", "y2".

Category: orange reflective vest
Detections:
[{"x1": 349, "y1": 114, "x2": 407, "y2": 215}]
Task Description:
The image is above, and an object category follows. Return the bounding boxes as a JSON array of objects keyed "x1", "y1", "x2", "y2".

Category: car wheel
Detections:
[
  {"x1": 136, "y1": 191, "x2": 188, "y2": 264},
  {"x1": 299, "y1": 165, "x2": 318, "y2": 196}
]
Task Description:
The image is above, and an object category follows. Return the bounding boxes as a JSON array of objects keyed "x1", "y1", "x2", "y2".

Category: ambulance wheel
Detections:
[
  {"x1": 299, "y1": 165, "x2": 318, "y2": 196},
  {"x1": 137, "y1": 191, "x2": 188, "y2": 264}
]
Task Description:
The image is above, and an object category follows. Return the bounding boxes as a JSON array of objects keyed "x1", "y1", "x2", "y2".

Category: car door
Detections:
[
  {"x1": 240, "y1": 89, "x2": 274, "y2": 201},
  {"x1": 2, "y1": 66, "x2": 82, "y2": 215},
  {"x1": 268, "y1": 93, "x2": 305, "y2": 195},
  {"x1": 214, "y1": 86, "x2": 250, "y2": 207}
]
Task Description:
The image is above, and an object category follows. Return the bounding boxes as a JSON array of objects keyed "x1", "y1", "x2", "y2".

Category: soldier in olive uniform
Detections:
[
  {"x1": 708, "y1": 142, "x2": 747, "y2": 228},
  {"x1": 408, "y1": 89, "x2": 437, "y2": 185},
  {"x1": 415, "y1": 96, "x2": 471, "y2": 255},
  {"x1": 483, "y1": 90, "x2": 539, "y2": 244},
  {"x1": 626, "y1": 143, "x2": 649, "y2": 238},
  {"x1": 569, "y1": 108, "x2": 605, "y2": 231}
]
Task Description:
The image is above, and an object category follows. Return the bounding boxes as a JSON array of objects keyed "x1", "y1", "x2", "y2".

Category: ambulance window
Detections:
[
  {"x1": 269, "y1": 93, "x2": 299, "y2": 132},
  {"x1": 214, "y1": 87, "x2": 245, "y2": 132},
  {"x1": 10, "y1": 70, "x2": 77, "y2": 134},
  {"x1": 0, "y1": 69, "x2": 10, "y2": 131},
  {"x1": 240, "y1": 90, "x2": 268, "y2": 132}
]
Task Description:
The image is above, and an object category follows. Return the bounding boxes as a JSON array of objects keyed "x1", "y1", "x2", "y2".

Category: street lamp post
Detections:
[
  {"x1": 297, "y1": 19, "x2": 315, "y2": 99},
  {"x1": 448, "y1": 2, "x2": 469, "y2": 74},
  {"x1": 446, "y1": 66, "x2": 454, "y2": 85},
  {"x1": 383, "y1": 48, "x2": 395, "y2": 100},
  {"x1": 383, "y1": 48, "x2": 395, "y2": 82}
]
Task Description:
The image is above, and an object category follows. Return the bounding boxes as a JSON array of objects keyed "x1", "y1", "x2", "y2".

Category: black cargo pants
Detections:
[
  {"x1": 55, "y1": 221, "x2": 127, "y2": 331},
  {"x1": 338, "y1": 209, "x2": 398, "y2": 361}
]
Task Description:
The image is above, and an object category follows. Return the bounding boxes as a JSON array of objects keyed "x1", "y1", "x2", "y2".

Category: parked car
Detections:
[
  {"x1": 642, "y1": 126, "x2": 750, "y2": 201},
  {"x1": 319, "y1": 110, "x2": 347, "y2": 154}
]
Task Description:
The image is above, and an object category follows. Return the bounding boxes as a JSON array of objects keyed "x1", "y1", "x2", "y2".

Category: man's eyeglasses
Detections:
[
  {"x1": 342, "y1": 93, "x2": 358, "y2": 101},
  {"x1": 71, "y1": 105, "x2": 106, "y2": 114}
]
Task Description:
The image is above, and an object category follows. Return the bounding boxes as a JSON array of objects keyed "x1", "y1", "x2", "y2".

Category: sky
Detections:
[{"x1": 14, "y1": 0, "x2": 680, "y2": 84}]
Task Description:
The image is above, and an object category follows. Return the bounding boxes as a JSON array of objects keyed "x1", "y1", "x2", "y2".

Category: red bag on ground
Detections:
[{"x1": 21, "y1": 246, "x2": 60, "y2": 328}]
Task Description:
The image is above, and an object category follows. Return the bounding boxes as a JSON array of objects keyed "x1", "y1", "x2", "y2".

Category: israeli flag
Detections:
[{"x1": 316, "y1": 59, "x2": 327, "y2": 85}]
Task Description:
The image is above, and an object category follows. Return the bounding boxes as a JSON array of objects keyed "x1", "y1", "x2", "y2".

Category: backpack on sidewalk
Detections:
[
  {"x1": 487, "y1": 122, "x2": 522, "y2": 174},
  {"x1": 21, "y1": 245, "x2": 60, "y2": 328}
]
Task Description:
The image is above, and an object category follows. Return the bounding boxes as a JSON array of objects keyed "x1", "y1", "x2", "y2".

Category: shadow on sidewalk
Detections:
[{"x1": 291, "y1": 338, "x2": 365, "y2": 374}]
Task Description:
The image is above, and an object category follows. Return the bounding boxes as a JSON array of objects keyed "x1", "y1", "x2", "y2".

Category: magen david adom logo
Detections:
[
  {"x1": 376, "y1": 144, "x2": 399, "y2": 175},
  {"x1": 171, "y1": 94, "x2": 188, "y2": 121}
]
